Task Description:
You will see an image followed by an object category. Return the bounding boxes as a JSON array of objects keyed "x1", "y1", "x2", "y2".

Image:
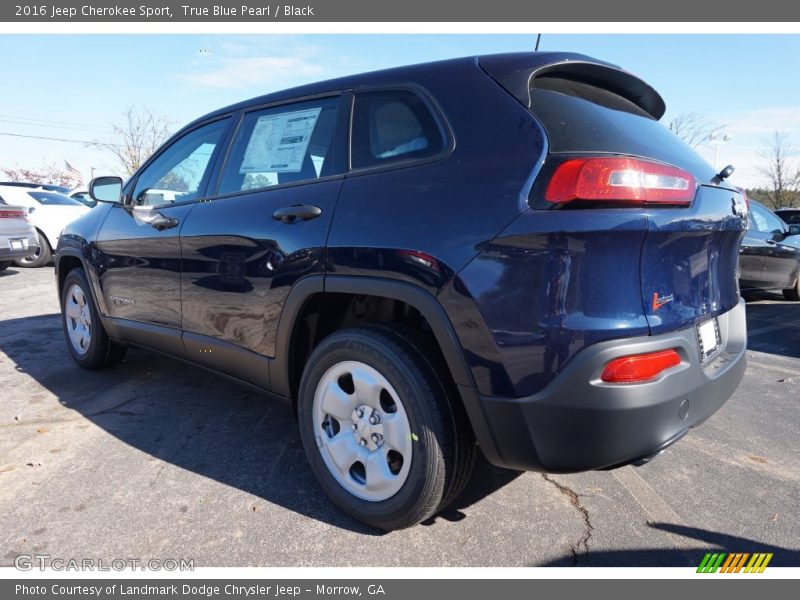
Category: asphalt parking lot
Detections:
[{"x1": 1, "y1": 266, "x2": 798, "y2": 567}]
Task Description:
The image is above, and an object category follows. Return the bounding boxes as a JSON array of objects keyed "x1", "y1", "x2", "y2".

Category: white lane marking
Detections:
[{"x1": 612, "y1": 466, "x2": 695, "y2": 559}]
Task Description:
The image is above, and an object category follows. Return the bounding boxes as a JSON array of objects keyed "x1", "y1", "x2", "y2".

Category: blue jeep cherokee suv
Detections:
[{"x1": 56, "y1": 52, "x2": 748, "y2": 529}]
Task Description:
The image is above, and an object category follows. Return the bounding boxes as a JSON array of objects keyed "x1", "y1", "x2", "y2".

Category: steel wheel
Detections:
[
  {"x1": 313, "y1": 360, "x2": 413, "y2": 501},
  {"x1": 64, "y1": 283, "x2": 92, "y2": 355}
]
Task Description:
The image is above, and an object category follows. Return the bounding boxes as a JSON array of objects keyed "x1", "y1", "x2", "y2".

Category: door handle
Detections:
[
  {"x1": 766, "y1": 239, "x2": 777, "y2": 245},
  {"x1": 132, "y1": 208, "x2": 179, "y2": 231},
  {"x1": 272, "y1": 204, "x2": 322, "y2": 224}
]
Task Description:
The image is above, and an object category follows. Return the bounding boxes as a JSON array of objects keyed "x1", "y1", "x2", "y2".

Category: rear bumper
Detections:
[
  {"x1": 0, "y1": 233, "x2": 39, "y2": 261},
  {"x1": 475, "y1": 299, "x2": 747, "y2": 472}
]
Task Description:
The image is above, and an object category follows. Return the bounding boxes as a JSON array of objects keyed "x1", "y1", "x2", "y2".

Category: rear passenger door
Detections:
[{"x1": 178, "y1": 95, "x2": 349, "y2": 386}]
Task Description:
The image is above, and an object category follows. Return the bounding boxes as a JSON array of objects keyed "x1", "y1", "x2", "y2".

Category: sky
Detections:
[{"x1": 2, "y1": 34, "x2": 800, "y2": 188}]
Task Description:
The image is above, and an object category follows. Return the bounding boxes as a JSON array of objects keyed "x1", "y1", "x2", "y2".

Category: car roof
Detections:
[{"x1": 181, "y1": 51, "x2": 652, "y2": 128}]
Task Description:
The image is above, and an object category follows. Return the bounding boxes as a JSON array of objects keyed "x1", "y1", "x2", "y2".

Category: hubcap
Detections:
[
  {"x1": 20, "y1": 244, "x2": 41, "y2": 263},
  {"x1": 313, "y1": 361, "x2": 413, "y2": 502},
  {"x1": 65, "y1": 284, "x2": 92, "y2": 355}
]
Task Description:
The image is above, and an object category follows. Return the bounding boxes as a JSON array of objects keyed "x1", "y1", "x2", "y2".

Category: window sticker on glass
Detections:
[{"x1": 239, "y1": 107, "x2": 322, "y2": 174}]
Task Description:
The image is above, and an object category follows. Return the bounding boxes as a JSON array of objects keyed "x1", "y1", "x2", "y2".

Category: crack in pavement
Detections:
[{"x1": 541, "y1": 473, "x2": 593, "y2": 565}]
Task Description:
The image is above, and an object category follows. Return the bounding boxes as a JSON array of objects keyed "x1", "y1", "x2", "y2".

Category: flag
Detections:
[{"x1": 64, "y1": 161, "x2": 81, "y2": 177}]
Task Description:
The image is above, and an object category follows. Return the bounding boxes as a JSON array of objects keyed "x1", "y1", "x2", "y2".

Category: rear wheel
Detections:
[
  {"x1": 61, "y1": 268, "x2": 127, "y2": 368},
  {"x1": 14, "y1": 231, "x2": 51, "y2": 268},
  {"x1": 297, "y1": 324, "x2": 475, "y2": 530},
  {"x1": 0, "y1": 261, "x2": 10, "y2": 272},
  {"x1": 783, "y1": 277, "x2": 800, "y2": 301}
]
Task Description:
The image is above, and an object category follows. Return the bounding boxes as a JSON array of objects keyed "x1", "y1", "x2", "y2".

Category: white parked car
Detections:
[
  {"x1": 0, "y1": 202, "x2": 39, "y2": 272},
  {"x1": 0, "y1": 185, "x2": 89, "y2": 267}
]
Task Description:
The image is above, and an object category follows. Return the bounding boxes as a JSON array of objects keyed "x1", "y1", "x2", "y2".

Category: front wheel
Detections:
[
  {"x1": 297, "y1": 325, "x2": 475, "y2": 530},
  {"x1": 0, "y1": 261, "x2": 10, "y2": 272},
  {"x1": 61, "y1": 268, "x2": 127, "y2": 368}
]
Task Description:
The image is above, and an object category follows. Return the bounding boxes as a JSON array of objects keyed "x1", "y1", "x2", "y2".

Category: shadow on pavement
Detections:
[
  {"x1": 744, "y1": 292, "x2": 800, "y2": 359},
  {"x1": 0, "y1": 313, "x2": 519, "y2": 536}
]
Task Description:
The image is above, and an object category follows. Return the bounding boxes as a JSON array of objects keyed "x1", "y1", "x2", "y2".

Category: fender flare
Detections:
[{"x1": 270, "y1": 275, "x2": 475, "y2": 398}]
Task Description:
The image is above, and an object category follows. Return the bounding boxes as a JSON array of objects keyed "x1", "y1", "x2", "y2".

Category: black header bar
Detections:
[{"x1": 3, "y1": 1, "x2": 800, "y2": 22}]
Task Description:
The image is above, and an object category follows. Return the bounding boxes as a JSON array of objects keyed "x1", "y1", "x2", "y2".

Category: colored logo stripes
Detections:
[{"x1": 697, "y1": 552, "x2": 773, "y2": 573}]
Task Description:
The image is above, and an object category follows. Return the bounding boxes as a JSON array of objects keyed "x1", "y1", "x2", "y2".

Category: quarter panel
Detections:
[{"x1": 328, "y1": 61, "x2": 547, "y2": 291}]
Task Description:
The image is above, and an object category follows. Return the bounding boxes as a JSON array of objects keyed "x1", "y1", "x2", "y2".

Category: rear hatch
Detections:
[{"x1": 481, "y1": 53, "x2": 747, "y2": 336}]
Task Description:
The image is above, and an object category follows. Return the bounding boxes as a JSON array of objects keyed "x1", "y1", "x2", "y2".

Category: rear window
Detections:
[
  {"x1": 530, "y1": 76, "x2": 716, "y2": 182},
  {"x1": 27, "y1": 191, "x2": 84, "y2": 206},
  {"x1": 777, "y1": 209, "x2": 800, "y2": 224}
]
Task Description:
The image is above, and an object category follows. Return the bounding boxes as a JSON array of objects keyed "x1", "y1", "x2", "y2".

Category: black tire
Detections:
[
  {"x1": 14, "y1": 230, "x2": 51, "y2": 268},
  {"x1": 0, "y1": 261, "x2": 10, "y2": 272},
  {"x1": 376, "y1": 323, "x2": 476, "y2": 512},
  {"x1": 297, "y1": 324, "x2": 475, "y2": 530},
  {"x1": 61, "y1": 268, "x2": 127, "y2": 369},
  {"x1": 783, "y1": 277, "x2": 800, "y2": 301}
]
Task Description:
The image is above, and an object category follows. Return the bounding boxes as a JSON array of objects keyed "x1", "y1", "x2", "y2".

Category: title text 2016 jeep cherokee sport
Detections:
[{"x1": 56, "y1": 52, "x2": 748, "y2": 530}]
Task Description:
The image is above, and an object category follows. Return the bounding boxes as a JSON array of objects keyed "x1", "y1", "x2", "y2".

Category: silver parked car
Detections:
[{"x1": 0, "y1": 197, "x2": 39, "y2": 272}]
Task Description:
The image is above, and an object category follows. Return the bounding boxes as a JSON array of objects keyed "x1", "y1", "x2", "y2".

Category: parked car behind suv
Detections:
[
  {"x1": 0, "y1": 185, "x2": 89, "y2": 267},
  {"x1": 56, "y1": 52, "x2": 748, "y2": 530},
  {"x1": 775, "y1": 207, "x2": 800, "y2": 226},
  {"x1": 0, "y1": 199, "x2": 38, "y2": 271},
  {"x1": 740, "y1": 199, "x2": 800, "y2": 300}
]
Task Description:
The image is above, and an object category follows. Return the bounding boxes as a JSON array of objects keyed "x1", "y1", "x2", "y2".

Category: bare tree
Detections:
[
  {"x1": 668, "y1": 112, "x2": 725, "y2": 148},
  {"x1": 95, "y1": 107, "x2": 172, "y2": 177},
  {"x1": 0, "y1": 164, "x2": 81, "y2": 189},
  {"x1": 757, "y1": 131, "x2": 800, "y2": 209}
]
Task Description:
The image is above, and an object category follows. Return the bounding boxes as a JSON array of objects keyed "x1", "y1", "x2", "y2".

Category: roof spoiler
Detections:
[{"x1": 478, "y1": 52, "x2": 666, "y2": 120}]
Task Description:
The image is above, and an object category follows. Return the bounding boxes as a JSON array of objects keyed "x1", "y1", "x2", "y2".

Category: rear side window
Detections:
[
  {"x1": 218, "y1": 96, "x2": 342, "y2": 195},
  {"x1": 530, "y1": 76, "x2": 715, "y2": 181},
  {"x1": 351, "y1": 90, "x2": 444, "y2": 169}
]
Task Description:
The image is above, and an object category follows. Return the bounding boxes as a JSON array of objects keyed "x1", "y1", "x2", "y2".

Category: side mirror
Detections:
[
  {"x1": 89, "y1": 176, "x2": 123, "y2": 203},
  {"x1": 788, "y1": 225, "x2": 800, "y2": 236}
]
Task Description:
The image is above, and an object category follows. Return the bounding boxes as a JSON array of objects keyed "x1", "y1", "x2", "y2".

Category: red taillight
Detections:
[
  {"x1": 545, "y1": 157, "x2": 696, "y2": 205},
  {"x1": 600, "y1": 349, "x2": 681, "y2": 383},
  {"x1": 0, "y1": 209, "x2": 26, "y2": 221}
]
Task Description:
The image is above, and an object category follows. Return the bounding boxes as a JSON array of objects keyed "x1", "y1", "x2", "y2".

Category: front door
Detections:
[
  {"x1": 95, "y1": 117, "x2": 231, "y2": 353},
  {"x1": 178, "y1": 95, "x2": 348, "y2": 387}
]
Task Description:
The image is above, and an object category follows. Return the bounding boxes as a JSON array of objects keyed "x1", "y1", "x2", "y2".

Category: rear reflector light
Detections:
[
  {"x1": 600, "y1": 349, "x2": 681, "y2": 383},
  {"x1": 0, "y1": 209, "x2": 26, "y2": 220},
  {"x1": 546, "y1": 157, "x2": 696, "y2": 205}
]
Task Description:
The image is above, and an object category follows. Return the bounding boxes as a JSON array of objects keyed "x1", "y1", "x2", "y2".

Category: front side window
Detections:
[
  {"x1": 351, "y1": 89, "x2": 445, "y2": 169},
  {"x1": 132, "y1": 118, "x2": 229, "y2": 206},
  {"x1": 218, "y1": 96, "x2": 342, "y2": 195}
]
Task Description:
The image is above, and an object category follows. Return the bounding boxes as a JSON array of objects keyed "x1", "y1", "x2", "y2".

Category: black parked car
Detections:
[
  {"x1": 775, "y1": 207, "x2": 800, "y2": 225},
  {"x1": 56, "y1": 52, "x2": 748, "y2": 530},
  {"x1": 740, "y1": 199, "x2": 800, "y2": 300}
]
